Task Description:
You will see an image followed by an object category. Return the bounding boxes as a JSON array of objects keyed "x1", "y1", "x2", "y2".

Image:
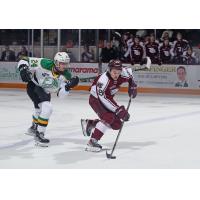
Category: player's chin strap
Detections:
[{"x1": 106, "y1": 97, "x2": 132, "y2": 159}]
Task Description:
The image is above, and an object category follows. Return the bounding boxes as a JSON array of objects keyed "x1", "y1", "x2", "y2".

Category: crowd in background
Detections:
[
  {"x1": 0, "y1": 29, "x2": 199, "y2": 65},
  {"x1": 100, "y1": 30, "x2": 199, "y2": 65},
  {"x1": 0, "y1": 45, "x2": 31, "y2": 61}
]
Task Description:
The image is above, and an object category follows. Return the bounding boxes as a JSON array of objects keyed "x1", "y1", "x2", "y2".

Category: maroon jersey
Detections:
[
  {"x1": 130, "y1": 44, "x2": 144, "y2": 63},
  {"x1": 183, "y1": 52, "x2": 196, "y2": 64},
  {"x1": 159, "y1": 43, "x2": 172, "y2": 63},
  {"x1": 173, "y1": 39, "x2": 189, "y2": 56},
  {"x1": 145, "y1": 42, "x2": 159, "y2": 59},
  {"x1": 90, "y1": 67, "x2": 133, "y2": 112},
  {"x1": 145, "y1": 42, "x2": 159, "y2": 64}
]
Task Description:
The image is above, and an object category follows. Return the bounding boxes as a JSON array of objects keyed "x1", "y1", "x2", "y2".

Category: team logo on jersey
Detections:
[
  {"x1": 97, "y1": 82, "x2": 103, "y2": 88},
  {"x1": 30, "y1": 60, "x2": 38, "y2": 67},
  {"x1": 42, "y1": 73, "x2": 50, "y2": 77}
]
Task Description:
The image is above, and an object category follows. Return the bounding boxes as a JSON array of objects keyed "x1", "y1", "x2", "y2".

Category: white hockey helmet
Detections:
[{"x1": 54, "y1": 52, "x2": 70, "y2": 73}]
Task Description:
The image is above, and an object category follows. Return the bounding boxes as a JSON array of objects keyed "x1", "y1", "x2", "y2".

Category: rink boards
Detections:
[{"x1": 0, "y1": 62, "x2": 200, "y2": 95}]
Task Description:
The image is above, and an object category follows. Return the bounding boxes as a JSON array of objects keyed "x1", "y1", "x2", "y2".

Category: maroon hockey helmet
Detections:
[{"x1": 108, "y1": 59, "x2": 123, "y2": 71}]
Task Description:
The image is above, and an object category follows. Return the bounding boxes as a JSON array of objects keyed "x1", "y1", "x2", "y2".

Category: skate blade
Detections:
[
  {"x1": 35, "y1": 141, "x2": 48, "y2": 147},
  {"x1": 85, "y1": 146, "x2": 110, "y2": 153},
  {"x1": 85, "y1": 147, "x2": 102, "y2": 152}
]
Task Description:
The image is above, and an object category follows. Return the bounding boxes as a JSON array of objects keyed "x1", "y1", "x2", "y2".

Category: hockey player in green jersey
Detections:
[{"x1": 17, "y1": 52, "x2": 79, "y2": 146}]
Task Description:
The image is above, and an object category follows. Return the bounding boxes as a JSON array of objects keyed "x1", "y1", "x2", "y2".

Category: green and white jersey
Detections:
[{"x1": 18, "y1": 57, "x2": 72, "y2": 93}]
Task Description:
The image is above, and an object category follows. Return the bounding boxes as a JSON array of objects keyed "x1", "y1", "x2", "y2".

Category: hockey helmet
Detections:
[
  {"x1": 108, "y1": 59, "x2": 123, "y2": 71},
  {"x1": 54, "y1": 52, "x2": 70, "y2": 73}
]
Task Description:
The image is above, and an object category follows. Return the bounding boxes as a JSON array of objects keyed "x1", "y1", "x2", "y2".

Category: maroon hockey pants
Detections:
[{"x1": 89, "y1": 95, "x2": 122, "y2": 130}]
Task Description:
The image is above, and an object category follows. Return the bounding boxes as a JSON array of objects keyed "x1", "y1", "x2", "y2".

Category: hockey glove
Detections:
[
  {"x1": 128, "y1": 81, "x2": 137, "y2": 98},
  {"x1": 130, "y1": 59, "x2": 135, "y2": 66},
  {"x1": 140, "y1": 57, "x2": 151, "y2": 69},
  {"x1": 115, "y1": 106, "x2": 130, "y2": 121},
  {"x1": 65, "y1": 76, "x2": 79, "y2": 91},
  {"x1": 18, "y1": 64, "x2": 32, "y2": 82}
]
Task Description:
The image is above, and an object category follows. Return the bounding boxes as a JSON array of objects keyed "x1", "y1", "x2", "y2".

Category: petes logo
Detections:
[{"x1": 97, "y1": 82, "x2": 103, "y2": 88}]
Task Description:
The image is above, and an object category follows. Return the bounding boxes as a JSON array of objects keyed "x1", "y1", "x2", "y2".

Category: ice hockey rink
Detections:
[{"x1": 0, "y1": 89, "x2": 200, "y2": 169}]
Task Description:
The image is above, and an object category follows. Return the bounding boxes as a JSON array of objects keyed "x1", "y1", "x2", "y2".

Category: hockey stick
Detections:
[
  {"x1": 106, "y1": 97, "x2": 132, "y2": 159},
  {"x1": 132, "y1": 57, "x2": 151, "y2": 71}
]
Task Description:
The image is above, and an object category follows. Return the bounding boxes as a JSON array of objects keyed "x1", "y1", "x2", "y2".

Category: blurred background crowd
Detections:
[{"x1": 0, "y1": 29, "x2": 200, "y2": 65}]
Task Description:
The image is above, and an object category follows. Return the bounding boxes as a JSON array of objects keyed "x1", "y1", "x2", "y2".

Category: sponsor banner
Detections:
[
  {"x1": 133, "y1": 65, "x2": 200, "y2": 89},
  {"x1": 68, "y1": 63, "x2": 99, "y2": 85},
  {"x1": 0, "y1": 62, "x2": 99, "y2": 86},
  {"x1": 102, "y1": 63, "x2": 200, "y2": 89},
  {"x1": 0, "y1": 62, "x2": 20, "y2": 82},
  {"x1": 1, "y1": 62, "x2": 200, "y2": 89}
]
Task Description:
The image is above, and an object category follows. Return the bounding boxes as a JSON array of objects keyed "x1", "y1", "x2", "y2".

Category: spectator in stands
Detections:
[
  {"x1": 144, "y1": 35, "x2": 150, "y2": 45},
  {"x1": 1, "y1": 45, "x2": 16, "y2": 61},
  {"x1": 111, "y1": 36, "x2": 120, "y2": 51},
  {"x1": 183, "y1": 47, "x2": 198, "y2": 65},
  {"x1": 175, "y1": 66, "x2": 188, "y2": 87},
  {"x1": 100, "y1": 41, "x2": 118, "y2": 62},
  {"x1": 159, "y1": 38, "x2": 173, "y2": 64},
  {"x1": 119, "y1": 32, "x2": 131, "y2": 62},
  {"x1": 81, "y1": 45, "x2": 94, "y2": 62},
  {"x1": 128, "y1": 36, "x2": 144, "y2": 64},
  {"x1": 61, "y1": 46, "x2": 76, "y2": 62},
  {"x1": 160, "y1": 30, "x2": 173, "y2": 42},
  {"x1": 145, "y1": 34, "x2": 161, "y2": 64},
  {"x1": 136, "y1": 29, "x2": 147, "y2": 38},
  {"x1": 172, "y1": 32, "x2": 189, "y2": 64},
  {"x1": 16, "y1": 46, "x2": 28, "y2": 61}
]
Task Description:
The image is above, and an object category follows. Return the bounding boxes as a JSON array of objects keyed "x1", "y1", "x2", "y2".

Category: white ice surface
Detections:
[{"x1": 0, "y1": 89, "x2": 200, "y2": 168}]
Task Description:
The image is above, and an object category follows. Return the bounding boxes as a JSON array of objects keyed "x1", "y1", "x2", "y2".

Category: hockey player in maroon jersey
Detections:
[
  {"x1": 145, "y1": 34, "x2": 161, "y2": 64},
  {"x1": 172, "y1": 32, "x2": 189, "y2": 64},
  {"x1": 159, "y1": 38, "x2": 173, "y2": 64},
  {"x1": 81, "y1": 59, "x2": 137, "y2": 152},
  {"x1": 182, "y1": 47, "x2": 197, "y2": 65},
  {"x1": 129, "y1": 36, "x2": 144, "y2": 64}
]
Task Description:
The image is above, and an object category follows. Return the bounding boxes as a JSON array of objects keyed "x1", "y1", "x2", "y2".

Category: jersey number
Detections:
[{"x1": 98, "y1": 89, "x2": 104, "y2": 96}]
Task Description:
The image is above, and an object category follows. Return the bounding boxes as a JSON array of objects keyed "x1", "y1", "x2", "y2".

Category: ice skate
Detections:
[
  {"x1": 26, "y1": 122, "x2": 38, "y2": 136},
  {"x1": 81, "y1": 119, "x2": 99, "y2": 137},
  {"x1": 85, "y1": 138, "x2": 102, "y2": 152},
  {"x1": 34, "y1": 131, "x2": 50, "y2": 147}
]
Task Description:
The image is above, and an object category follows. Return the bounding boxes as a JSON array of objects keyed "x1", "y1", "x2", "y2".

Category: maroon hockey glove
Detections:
[
  {"x1": 128, "y1": 81, "x2": 137, "y2": 98},
  {"x1": 115, "y1": 106, "x2": 130, "y2": 121}
]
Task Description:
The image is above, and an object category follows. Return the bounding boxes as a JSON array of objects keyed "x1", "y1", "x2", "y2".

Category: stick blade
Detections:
[{"x1": 106, "y1": 151, "x2": 116, "y2": 159}]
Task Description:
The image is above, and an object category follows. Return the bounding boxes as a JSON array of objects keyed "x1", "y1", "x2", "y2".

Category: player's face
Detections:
[
  {"x1": 110, "y1": 68, "x2": 122, "y2": 80},
  {"x1": 57, "y1": 62, "x2": 68, "y2": 72},
  {"x1": 177, "y1": 68, "x2": 186, "y2": 81},
  {"x1": 134, "y1": 38, "x2": 139, "y2": 44},
  {"x1": 177, "y1": 33, "x2": 182, "y2": 40},
  {"x1": 150, "y1": 36, "x2": 155, "y2": 42},
  {"x1": 164, "y1": 39, "x2": 169, "y2": 45}
]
